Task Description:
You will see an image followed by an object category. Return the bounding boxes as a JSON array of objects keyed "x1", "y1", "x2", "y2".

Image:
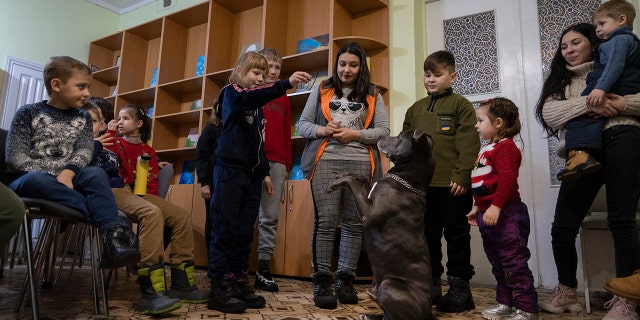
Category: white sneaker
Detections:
[
  {"x1": 502, "y1": 309, "x2": 541, "y2": 320},
  {"x1": 482, "y1": 302, "x2": 512, "y2": 320},
  {"x1": 603, "y1": 295, "x2": 639, "y2": 320}
]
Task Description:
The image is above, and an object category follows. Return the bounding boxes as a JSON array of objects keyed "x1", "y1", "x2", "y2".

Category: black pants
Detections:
[
  {"x1": 553, "y1": 125, "x2": 640, "y2": 288},
  {"x1": 425, "y1": 186, "x2": 475, "y2": 281}
]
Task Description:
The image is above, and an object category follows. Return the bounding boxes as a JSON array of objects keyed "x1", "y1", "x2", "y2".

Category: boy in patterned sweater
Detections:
[{"x1": 5, "y1": 56, "x2": 139, "y2": 269}]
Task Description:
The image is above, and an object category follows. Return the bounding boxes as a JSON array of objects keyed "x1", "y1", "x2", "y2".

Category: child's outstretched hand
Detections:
[
  {"x1": 289, "y1": 71, "x2": 312, "y2": 87},
  {"x1": 95, "y1": 133, "x2": 114, "y2": 147},
  {"x1": 466, "y1": 206, "x2": 479, "y2": 226}
]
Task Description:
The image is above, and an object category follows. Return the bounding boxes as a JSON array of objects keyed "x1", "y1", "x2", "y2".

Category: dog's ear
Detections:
[{"x1": 413, "y1": 129, "x2": 428, "y2": 141}]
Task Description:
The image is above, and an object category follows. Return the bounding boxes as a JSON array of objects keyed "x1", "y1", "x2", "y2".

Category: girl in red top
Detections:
[
  {"x1": 466, "y1": 98, "x2": 539, "y2": 320},
  {"x1": 106, "y1": 104, "x2": 209, "y2": 314}
]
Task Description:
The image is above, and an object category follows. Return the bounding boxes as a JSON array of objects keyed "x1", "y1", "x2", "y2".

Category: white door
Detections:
[
  {"x1": 426, "y1": 0, "x2": 603, "y2": 290},
  {"x1": 0, "y1": 56, "x2": 47, "y2": 130}
]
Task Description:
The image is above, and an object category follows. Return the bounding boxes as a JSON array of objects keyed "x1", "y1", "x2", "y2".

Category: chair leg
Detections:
[
  {"x1": 580, "y1": 230, "x2": 592, "y2": 314},
  {"x1": 16, "y1": 218, "x2": 54, "y2": 313},
  {"x1": 19, "y1": 213, "x2": 39, "y2": 319},
  {"x1": 89, "y1": 226, "x2": 108, "y2": 316}
]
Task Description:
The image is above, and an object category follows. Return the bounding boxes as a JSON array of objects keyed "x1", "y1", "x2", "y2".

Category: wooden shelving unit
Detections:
[{"x1": 88, "y1": 0, "x2": 389, "y2": 274}]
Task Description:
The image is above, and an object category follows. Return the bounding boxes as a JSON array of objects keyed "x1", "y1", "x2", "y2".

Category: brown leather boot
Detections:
[
  {"x1": 556, "y1": 149, "x2": 601, "y2": 181},
  {"x1": 604, "y1": 270, "x2": 640, "y2": 300}
]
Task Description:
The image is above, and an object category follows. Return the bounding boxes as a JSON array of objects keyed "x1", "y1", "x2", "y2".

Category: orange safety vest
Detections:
[{"x1": 308, "y1": 84, "x2": 378, "y2": 183}]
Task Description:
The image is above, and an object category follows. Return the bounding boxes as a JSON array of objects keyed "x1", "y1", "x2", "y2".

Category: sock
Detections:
[{"x1": 258, "y1": 260, "x2": 270, "y2": 271}]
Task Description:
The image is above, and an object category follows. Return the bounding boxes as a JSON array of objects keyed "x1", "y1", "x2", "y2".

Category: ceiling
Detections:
[{"x1": 86, "y1": 0, "x2": 155, "y2": 14}]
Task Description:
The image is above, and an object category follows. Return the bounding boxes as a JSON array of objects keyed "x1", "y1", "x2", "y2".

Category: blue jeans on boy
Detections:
[
  {"x1": 8, "y1": 167, "x2": 127, "y2": 234},
  {"x1": 478, "y1": 200, "x2": 537, "y2": 313},
  {"x1": 208, "y1": 164, "x2": 262, "y2": 280}
]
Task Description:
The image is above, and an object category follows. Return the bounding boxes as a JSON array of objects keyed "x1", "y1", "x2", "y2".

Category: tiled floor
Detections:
[{"x1": 0, "y1": 262, "x2": 614, "y2": 320}]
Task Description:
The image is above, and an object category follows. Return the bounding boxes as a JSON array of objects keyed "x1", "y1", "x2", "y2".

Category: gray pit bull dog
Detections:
[{"x1": 326, "y1": 129, "x2": 435, "y2": 320}]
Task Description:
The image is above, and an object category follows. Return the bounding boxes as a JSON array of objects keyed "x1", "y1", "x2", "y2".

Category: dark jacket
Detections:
[
  {"x1": 215, "y1": 79, "x2": 293, "y2": 178},
  {"x1": 196, "y1": 122, "x2": 222, "y2": 187}
]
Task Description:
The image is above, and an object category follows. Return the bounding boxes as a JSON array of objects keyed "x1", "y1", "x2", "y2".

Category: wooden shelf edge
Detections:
[{"x1": 333, "y1": 37, "x2": 388, "y2": 52}]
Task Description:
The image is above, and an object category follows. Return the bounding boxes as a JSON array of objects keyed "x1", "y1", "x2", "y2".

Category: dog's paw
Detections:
[{"x1": 360, "y1": 314, "x2": 384, "y2": 320}]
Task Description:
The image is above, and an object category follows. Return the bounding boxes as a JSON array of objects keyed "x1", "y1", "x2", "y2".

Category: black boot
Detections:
[
  {"x1": 335, "y1": 271, "x2": 358, "y2": 304},
  {"x1": 208, "y1": 273, "x2": 247, "y2": 313},
  {"x1": 137, "y1": 263, "x2": 182, "y2": 315},
  {"x1": 101, "y1": 226, "x2": 140, "y2": 269},
  {"x1": 436, "y1": 276, "x2": 475, "y2": 312},
  {"x1": 167, "y1": 262, "x2": 209, "y2": 303},
  {"x1": 313, "y1": 271, "x2": 337, "y2": 309},
  {"x1": 232, "y1": 270, "x2": 266, "y2": 308}
]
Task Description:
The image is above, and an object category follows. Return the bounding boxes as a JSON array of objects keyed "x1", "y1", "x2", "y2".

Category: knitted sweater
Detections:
[
  {"x1": 403, "y1": 88, "x2": 480, "y2": 188},
  {"x1": 471, "y1": 138, "x2": 521, "y2": 211},
  {"x1": 6, "y1": 101, "x2": 93, "y2": 178},
  {"x1": 92, "y1": 140, "x2": 125, "y2": 188},
  {"x1": 541, "y1": 62, "x2": 640, "y2": 155},
  {"x1": 105, "y1": 130, "x2": 159, "y2": 196}
]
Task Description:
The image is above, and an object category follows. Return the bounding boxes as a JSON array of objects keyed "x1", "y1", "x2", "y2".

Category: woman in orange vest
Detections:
[{"x1": 298, "y1": 41, "x2": 390, "y2": 309}]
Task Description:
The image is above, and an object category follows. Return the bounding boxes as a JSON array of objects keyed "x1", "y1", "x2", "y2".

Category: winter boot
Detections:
[
  {"x1": 605, "y1": 270, "x2": 640, "y2": 300},
  {"x1": 232, "y1": 270, "x2": 266, "y2": 309},
  {"x1": 432, "y1": 277, "x2": 442, "y2": 305},
  {"x1": 436, "y1": 276, "x2": 475, "y2": 312},
  {"x1": 313, "y1": 271, "x2": 337, "y2": 309},
  {"x1": 208, "y1": 273, "x2": 247, "y2": 313},
  {"x1": 167, "y1": 262, "x2": 209, "y2": 303},
  {"x1": 101, "y1": 226, "x2": 140, "y2": 269},
  {"x1": 136, "y1": 263, "x2": 182, "y2": 315},
  {"x1": 539, "y1": 283, "x2": 582, "y2": 313},
  {"x1": 557, "y1": 149, "x2": 601, "y2": 181},
  {"x1": 335, "y1": 271, "x2": 358, "y2": 304}
]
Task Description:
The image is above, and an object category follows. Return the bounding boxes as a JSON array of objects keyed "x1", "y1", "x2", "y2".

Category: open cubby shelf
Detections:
[{"x1": 88, "y1": 0, "x2": 388, "y2": 274}]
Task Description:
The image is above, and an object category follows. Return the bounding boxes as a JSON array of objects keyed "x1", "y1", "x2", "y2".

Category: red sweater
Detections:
[
  {"x1": 470, "y1": 138, "x2": 521, "y2": 211},
  {"x1": 262, "y1": 95, "x2": 292, "y2": 171},
  {"x1": 105, "y1": 130, "x2": 160, "y2": 196}
]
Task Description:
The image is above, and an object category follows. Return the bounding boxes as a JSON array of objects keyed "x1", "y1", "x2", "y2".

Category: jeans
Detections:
[
  {"x1": 552, "y1": 125, "x2": 640, "y2": 288},
  {"x1": 425, "y1": 187, "x2": 475, "y2": 280},
  {"x1": 8, "y1": 167, "x2": 126, "y2": 234}
]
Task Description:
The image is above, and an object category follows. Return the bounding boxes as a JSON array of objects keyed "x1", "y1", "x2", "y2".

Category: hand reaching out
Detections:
[
  {"x1": 95, "y1": 133, "x2": 114, "y2": 147},
  {"x1": 288, "y1": 71, "x2": 313, "y2": 87}
]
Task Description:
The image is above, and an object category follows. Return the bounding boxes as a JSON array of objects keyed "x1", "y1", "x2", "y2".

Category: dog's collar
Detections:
[{"x1": 384, "y1": 173, "x2": 426, "y2": 197}]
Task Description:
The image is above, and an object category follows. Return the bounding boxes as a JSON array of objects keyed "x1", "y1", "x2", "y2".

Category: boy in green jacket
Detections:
[{"x1": 403, "y1": 50, "x2": 480, "y2": 313}]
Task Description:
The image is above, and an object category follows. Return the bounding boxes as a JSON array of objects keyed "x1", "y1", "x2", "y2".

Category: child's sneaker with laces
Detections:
[
  {"x1": 481, "y1": 302, "x2": 512, "y2": 320},
  {"x1": 539, "y1": 284, "x2": 582, "y2": 313},
  {"x1": 603, "y1": 295, "x2": 639, "y2": 320},
  {"x1": 254, "y1": 269, "x2": 279, "y2": 292}
]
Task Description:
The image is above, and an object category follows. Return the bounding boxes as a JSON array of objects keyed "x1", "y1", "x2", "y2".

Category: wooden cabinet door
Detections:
[{"x1": 282, "y1": 180, "x2": 314, "y2": 277}]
